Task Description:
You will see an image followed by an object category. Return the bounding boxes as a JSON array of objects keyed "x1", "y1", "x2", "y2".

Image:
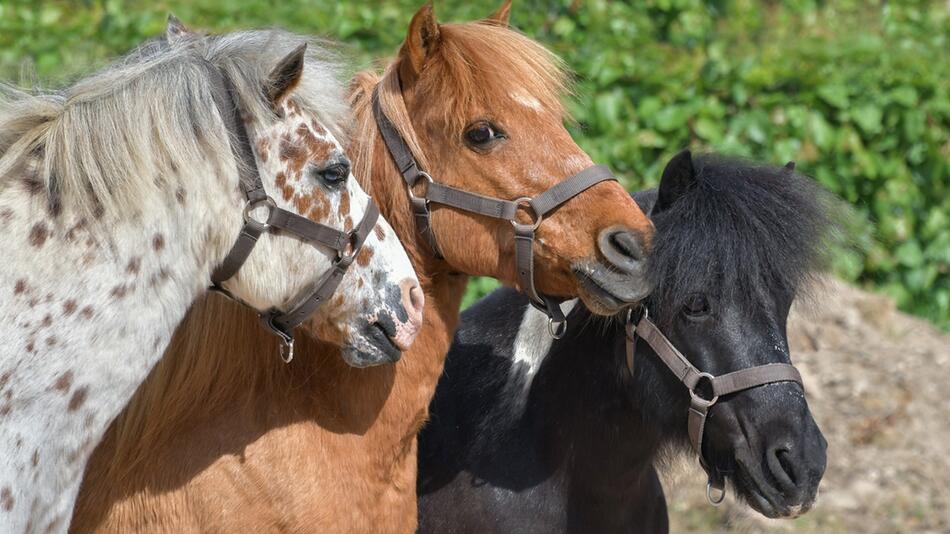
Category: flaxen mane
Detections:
[{"x1": 0, "y1": 30, "x2": 346, "y2": 221}]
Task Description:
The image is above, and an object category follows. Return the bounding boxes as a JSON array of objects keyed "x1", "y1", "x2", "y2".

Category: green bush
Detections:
[{"x1": 2, "y1": 0, "x2": 947, "y2": 328}]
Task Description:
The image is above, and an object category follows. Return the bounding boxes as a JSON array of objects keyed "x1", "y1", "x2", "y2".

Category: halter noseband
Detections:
[
  {"x1": 206, "y1": 66, "x2": 379, "y2": 363},
  {"x1": 372, "y1": 87, "x2": 617, "y2": 338},
  {"x1": 624, "y1": 306, "x2": 804, "y2": 505}
]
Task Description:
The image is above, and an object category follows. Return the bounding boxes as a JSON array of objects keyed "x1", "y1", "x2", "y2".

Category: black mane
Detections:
[{"x1": 636, "y1": 155, "x2": 834, "y2": 325}]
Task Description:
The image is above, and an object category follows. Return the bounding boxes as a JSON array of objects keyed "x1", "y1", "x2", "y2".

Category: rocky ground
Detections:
[{"x1": 664, "y1": 278, "x2": 949, "y2": 533}]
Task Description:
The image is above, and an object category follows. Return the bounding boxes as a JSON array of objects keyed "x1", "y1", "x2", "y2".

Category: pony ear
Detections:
[
  {"x1": 265, "y1": 43, "x2": 307, "y2": 107},
  {"x1": 166, "y1": 14, "x2": 191, "y2": 42},
  {"x1": 654, "y1": 149, "x2": 696, "y2": 214},
  {"x1": 399, "y1": 3, "x2": 441, "y2": 86},
  {"x1": 784, "y1": 161, "x2": 796, "y2": 171},
  {"x1": 485, "y1": 0, "x2": 512, "y2": 27}
]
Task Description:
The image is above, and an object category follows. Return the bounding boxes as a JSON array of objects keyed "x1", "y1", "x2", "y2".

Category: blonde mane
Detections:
[
  {"x1": 98, "y1": 20, "x2": 572, "y2": 481},
  {"x1": 0, "y1": 30, "x2": 349, "y2": 219}
]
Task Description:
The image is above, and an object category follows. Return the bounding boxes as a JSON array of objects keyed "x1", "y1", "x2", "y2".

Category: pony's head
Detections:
[
  {"x1": 356, "y1": 2, "x2": 653, "y2": 314},
  {"x1": 171, "y1": 26, "x2": 423, "y2": 366},
  {"x1": 630, "y1": 151, "x2": 830, "y2": 518},
  {"x1": 0, "y1": 22, "x2": 422, "y2": 366}
]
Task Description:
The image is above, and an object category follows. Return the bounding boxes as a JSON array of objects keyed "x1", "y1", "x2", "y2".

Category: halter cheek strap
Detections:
[
  {"x1": 624, "y1": 308, "x2": 804, "y2": 505},
  {"x1": 372, "y1": 87, "x2": 616, "y2": 337},
  {"x1": 206, "y1": 65, "x2": 380, "y2": 362}
]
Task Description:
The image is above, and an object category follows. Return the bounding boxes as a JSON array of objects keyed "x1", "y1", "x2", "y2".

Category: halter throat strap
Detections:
[
  {"x1": 371, "y1": 86, "x2": 615, "y2": 334},
  {"x1": 205, "y1": 65, "x2": 379, "y2": 361},
  {"x1": 624, "y1": 308, "x2": 803, "y2": 501}
]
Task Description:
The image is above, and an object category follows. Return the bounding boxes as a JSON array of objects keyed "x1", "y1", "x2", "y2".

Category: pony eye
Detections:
[
  {"x1": 316, "y1": 162, "x2": 350, "y2": 186},
  {"x1": 464, "y1": 121, "x2": 505, "y2": 151},
  {"x1": 683, "y1": 294, "x2": 710, "y2": 317}
]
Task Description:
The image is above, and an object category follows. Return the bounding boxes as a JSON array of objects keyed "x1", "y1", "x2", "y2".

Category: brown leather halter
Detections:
[
  {"x1": 372, "y1": 87, "x2": 617, "y2": 337},
  {"x1": 624, "y1": 306, "x2": 804, "y2": 505},
  {"x1": 206, "y1": 65, "x2": 379, "y2": 363}
]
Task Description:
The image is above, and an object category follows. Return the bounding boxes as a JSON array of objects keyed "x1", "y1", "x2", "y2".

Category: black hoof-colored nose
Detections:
[{"x1": 598, "y1": 225, "x2": 648, "y2": 271}]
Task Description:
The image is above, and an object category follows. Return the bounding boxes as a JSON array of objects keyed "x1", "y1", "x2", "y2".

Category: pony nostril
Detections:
[
  {"x1": 597, "y1": 225, "x2": 647, "y2": 269},
  {"x1": 776, "y1": 449, "x2": 797, "y2": 485},
  {"x1": 767, "y1": 446, "x2": 801, "y2": 494},
  {"x1": 609, "y1": 231, "x2": 644, "y2": 261}
]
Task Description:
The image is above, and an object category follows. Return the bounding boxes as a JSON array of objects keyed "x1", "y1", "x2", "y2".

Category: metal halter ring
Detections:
[
  {"x1": 511, "y1": 197, "x2": 543, "y2": 230},
  {"x1": 689, "y1": 372, "x2": 719, "y2": 407},
  {"x1": 243, "y1": 196, "x2": 277, "y2": 229},
  {"x1": 548, "y1": 317, "x2": 567, "y2": 339},
  {"x1": 407, "y1": 171, "x2": 434, "y2": 200},
  {"x1": 706, "y1": 480, "x2": 726, "y2": 506}
]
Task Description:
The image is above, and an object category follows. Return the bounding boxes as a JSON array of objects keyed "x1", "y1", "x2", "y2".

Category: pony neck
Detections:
[{"x1": 0, "y1": 169, "x2": 235, "y2": 531}]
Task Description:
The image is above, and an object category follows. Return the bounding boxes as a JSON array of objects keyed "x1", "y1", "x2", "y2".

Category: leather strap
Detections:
[
  {"x1": 205, "y1": 64, "x2": 379, "y2": 357},
  {"x1": 624, "y1": 308, "x2": 803, "y2": 490},
  {"x1": 371, "y1": 85, "x2": 616, "y2": 333}
]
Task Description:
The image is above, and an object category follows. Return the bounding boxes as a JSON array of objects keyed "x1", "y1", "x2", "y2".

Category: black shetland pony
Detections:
[{"x1": 418, "y1": 151, "x2": 831, "y2": 533}]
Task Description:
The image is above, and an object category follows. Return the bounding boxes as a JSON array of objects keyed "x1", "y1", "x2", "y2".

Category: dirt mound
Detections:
[{"x1": 664, "y1": 278, "x2": 950, "y2": 533}]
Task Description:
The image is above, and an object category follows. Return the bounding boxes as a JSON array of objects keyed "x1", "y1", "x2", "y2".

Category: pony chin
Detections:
[
  {"x1": 571, "y1": 258, "x2": 652, "y2": 316},
  {"x1": 340, "y1": 326, "x2": 403, "y2": 368}
]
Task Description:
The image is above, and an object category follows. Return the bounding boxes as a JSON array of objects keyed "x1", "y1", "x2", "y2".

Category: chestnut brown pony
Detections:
[{"x1": 71, "y1": 3, "x2": 654, "y2": 532}]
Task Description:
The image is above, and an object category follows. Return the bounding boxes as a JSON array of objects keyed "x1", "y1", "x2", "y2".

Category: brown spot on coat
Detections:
[
  {"x1": 63, "y1": 300, "x2": 77, "y2": 315},
  {"x1": 279, "y1": 135, "x2": 307, "y2": 174},
  {"x1": 64, "y1": 219, "x2": 87, "y2": 241},
  {"x1": 126, "y1": 257, "x2": 141, "y2": 274},
  {"x1": 374, "y1": 224, "x2": 386, "y2": 241},
  {"x1": 0, "y1": 370, "x2": 12, "y2": 391},
  {"x1": 13, "y1": 280, "x2": 27, "y2": 295},
  {"x1": 80, "y1": 306, "x2": 94, "y2": 320},
  {"x1": 53, "y1": 371, "x2": 72, "y2": 393},
  {"x1": 1, "y1": 486, "x2": 12, "y2": 511},
  {"x1": 45, "y1": 336, "x2": 56, "y2": 347},
  {"x1": 31, "y1": 450, "x2": 39, "y2": 467},
  {"x1": 41, "y1": 315, "x2": 52, "y2": 328},
  {"x1": 28, "y1": 223, "x2": 48, "y2": 247},
  {"x1": 68, "y1": 387, "x2": 88, "y2": 411},
  {"x1": 356, "y1": 246, "x2": 374, "y2": 267},
  {"x1": 152, "y1": 234, "x2": 165, "y2": 251},
  {"x1": 22, "y1": 176, "x2": 43, "y2": 196},
  {"x1": 110, "y1": 285, "x2": 128, "y2": 299},
  {"x1": 338, "y1": 190, "x2": 350, "y2": 218},
  {"x1": 257, "y1": 138, "x2": 270, "y2": 162},
  {"x1": 175, "y1": 188, "x2": 186, "y2": 205},
  {"x1": 0, "y1": 209, "x2": 13, "y2": 225},
  {"x1": 25, "y1": 342, "x2": 34, "y2": 353}
]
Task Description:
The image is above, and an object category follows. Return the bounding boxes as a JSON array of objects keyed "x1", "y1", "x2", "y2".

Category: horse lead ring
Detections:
[
  {"x1": 511, "y1": 197, "x2": 543, "y2": 230},
  {"x1": 407, "y1": 171, "x2": 434, "y2": 200},
  {"x1": 548, "y1": 317, "x2": 567, "y2": 339},
  {"x1": 243, "y1": 196, "x2": 277, "y2": 229},
  {"x1": 706, "y1": 480, "x2": 726, "y2": 506}
]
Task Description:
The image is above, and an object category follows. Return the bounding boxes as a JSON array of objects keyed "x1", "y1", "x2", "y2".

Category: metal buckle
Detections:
[
  {"x1": 689, "y1": 372, "x2": 719, "y2": 407},
  {"x1": 510, "y1": 197, "x2": 542, "y2": 230},
  {"x1": 548, "y1": 317, "x2": 567, "y2": 339},
  {"x1": 406, "y1": 171, "x2": 434, "y2": 201},
  {"x1": 706, "y1": 479, "x2": 726, "y2": 506},
  {"x1": 243, "y1": 196, "x2": 277, "y2": 230}
]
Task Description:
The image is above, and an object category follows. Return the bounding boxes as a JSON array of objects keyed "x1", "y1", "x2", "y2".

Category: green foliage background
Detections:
[{"x1": 1, "y1": 0, "x2": 947, "y2": 327}]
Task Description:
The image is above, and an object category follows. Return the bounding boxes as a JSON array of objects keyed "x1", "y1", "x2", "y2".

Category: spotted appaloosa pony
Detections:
[
  {"x1": 0, "y1": 24, "x2": 420, "y2": 533},
  {"x1": 417, "y1": 151, "x2": 832, "y2": 533},
  {"x1": 72, "y1": 3, "x2": 654, "y2": 532}
]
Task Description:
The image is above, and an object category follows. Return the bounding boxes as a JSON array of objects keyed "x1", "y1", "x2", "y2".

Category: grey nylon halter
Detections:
[
  {"x1": 372, "y1": 87, "x2": 617, "y2": 337},
  {"x1": 206, "y1": 66, "x2": 379, "y2": 362},
  {"x1": 624, "y1": 306, "x2": 804, "y2": 505}
]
